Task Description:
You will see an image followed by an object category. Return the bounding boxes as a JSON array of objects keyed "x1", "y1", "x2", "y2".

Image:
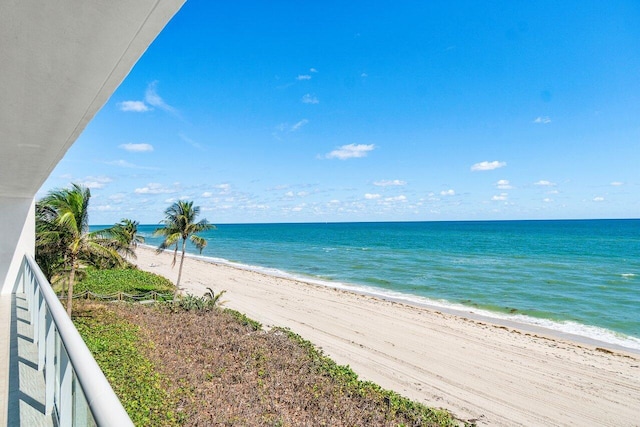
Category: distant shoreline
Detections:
[
  {"x1": 139, "y1": 243, "x2": 640, "y2": 355},
  {"x1": 133, "y1": 245, "x2": 640, "y2": 425}
]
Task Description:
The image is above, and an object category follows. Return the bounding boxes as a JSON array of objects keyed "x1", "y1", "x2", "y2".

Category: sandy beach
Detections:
[{"x1": 134, "y1": 246, "x2": 640, "y2": 426}]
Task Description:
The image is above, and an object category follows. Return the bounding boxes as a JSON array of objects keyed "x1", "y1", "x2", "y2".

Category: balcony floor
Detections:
[{"x1": 1, "y1": 293, "x2": 53, "y2": 426}]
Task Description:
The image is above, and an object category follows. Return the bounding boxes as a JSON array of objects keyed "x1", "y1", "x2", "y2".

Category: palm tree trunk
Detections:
[
  {"x1": 66, "y1": 258, "x2": 76, "y2": 317},
  {"x1": 175, "y1": 238, "x2": 187, "y2": 297}
]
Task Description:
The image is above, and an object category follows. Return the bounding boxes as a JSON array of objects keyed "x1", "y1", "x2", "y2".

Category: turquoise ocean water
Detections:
[{"x1": 127, "y1": 220, "x2": 639, "y2": 351}]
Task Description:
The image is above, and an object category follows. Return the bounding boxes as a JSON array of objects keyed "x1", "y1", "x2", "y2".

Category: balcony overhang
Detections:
[{"x1": 0, "y1": 0, "x2": 185, "y2": 200}]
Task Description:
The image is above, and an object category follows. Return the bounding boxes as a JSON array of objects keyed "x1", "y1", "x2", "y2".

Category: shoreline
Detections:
[
  {"x1": 134, "y1": 245, "x2": 640, "y2": 425},
  {"x1": 141, "y1": 244, "x2": 640, "y2": 355}
]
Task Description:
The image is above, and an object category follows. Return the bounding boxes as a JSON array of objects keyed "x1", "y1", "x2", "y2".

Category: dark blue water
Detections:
[{"x1": 98, "y1": 220, "x2": 640, "y2": 349}]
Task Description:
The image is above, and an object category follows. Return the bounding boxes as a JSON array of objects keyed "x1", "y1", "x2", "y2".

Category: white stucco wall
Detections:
[{"x1": 0, "y1": 197, "x2": 35, "y2": 294}]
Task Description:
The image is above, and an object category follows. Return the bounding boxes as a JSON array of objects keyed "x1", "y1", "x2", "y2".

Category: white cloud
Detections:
[
  {"x1": 374, "y1": 179, "x2": 406, "y2": 187},
  {"x1": 384, "y1": 195, "x2": 407, "y2": 202},
  {"x1": 134, "y1": 183, "x2": 175, "y2": 195},
  {"x1": 492, "y1": 193, "x2": 508, "y2": 201},
  {"x1": 471, "y1": 160, "x2": 506, "y2": 171},
  {"x1": 202, "y1": 191, "x2": 213, "y2": 197},
  {"x1": 297, "y1": 74, "x2": 312, "y2": 80},
  {"x1": 495, "y1": 179, "x2": 513, "y2": 189},
  {"x1": 215, "y1": 183, "x2": 231, "y2": 193},
  {"x1": 301, "y1": 94, "x2": 319, "y2": 104},
  {"x1": 145, "y1": 81, "x2": 175, "y2": 112},
  {"x1": 119, "y1": 143, "x2": 153, "y2": 152},
  {"x1": 440, "y1": 189, "x2": 455, "y2": 196},
  {"x1": 543, "y1": 198, "x2": 553, "y2": 203},
  {"x1": 324, "y1": 144, "x2": 375, "y2": 160},
  {"x1": 310, "y1": 68, "x2": 318, "y2": 73},
  {"x1": 364, "y1": 193, "x2": 381, "y2": 199},
  {"x1": 533, "y1": 116, "x2": 552, "y2": 124},
  {"x1": 108, "y1": 193, "x2": 126, "y2": 202},
  {"x1": 94, "y1": 205, "x2": 115, "y2": 211},
  {"x1": 534, "y1": 180, "x2": 556, "y2": 187},
  {"x1": 361, "y1": 72, "x2": 368, "y2": 77},
  {"x1": 118, "y1": 101, "x2": 149, "y2": 112},
  {"x1": 291, "y1": 119, "x2": 309, "y2": 131},
  {"x1": 593, "y1": 196, "x2": 605, "y2": 202},
  {"x1": 610, "y1": 181, "x2": 624, "y2": 186},
  {"x1": 79, "y1": 176, "x2": 112, "y2": 189},
  {"x1": 285, "y1": 191, "x2": 294, "y2": 197}
]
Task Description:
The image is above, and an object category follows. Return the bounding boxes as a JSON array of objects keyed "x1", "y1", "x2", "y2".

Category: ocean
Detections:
[{"x1": 128, "y1": 219, "x2": 639, "y2": 351}]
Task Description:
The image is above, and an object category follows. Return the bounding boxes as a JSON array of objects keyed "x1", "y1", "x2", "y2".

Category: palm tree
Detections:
[
  {"x1": 103, "y1": 218, "x2": 144, "y2": 259},
  {"x1": 37, "y1": 183, "x2": 124, "y2": 315},
  {"x1": 154, "y1": 201, "x2": 215, "y2": 295}
]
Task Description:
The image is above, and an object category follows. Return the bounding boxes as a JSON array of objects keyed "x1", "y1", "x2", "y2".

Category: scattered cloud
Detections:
[
  {"x1": 364, "y1": 193, "x2": 381, "y2": 199},
  {"x1": 543, "y1": 198, "x2": 553, "y2": 203},
  {"x1": 495, "y1": 179, "x2": 513, "y2": 189},
  {"x1": 610, "y1": 181, "x2": 624, "y2": 186},
  {"x1": 108, "y1": 193, "x2": 126, "y2": 203},
  {"x1": 297, "y1": 74, "x2": 312, "y2": 80},
  {"x1": 302, "y1": 94, "x2": 319, "y2": 104},
  {"x1": 593, "y1": 196, "x2": 605, "y2": 202},
  {"x1": 179, "y1": 134, "x2": 203, "y2": 150},
  {"x1": 79, "y1": 176, "x2": 112, "y2": 189},
  {"x1": 202, "y1": 191, "x2": 213, "y2": 197},
  {"x1": 310, "y1": 68, "x2": 318, "y2": 73},
  {"x1": 105, "y1": 159, "x2": 157, "y2": 170},
  {"x1": 134, "y1": 183, "x2": 175, "y2": 195},
  {"x1": 324, "y1": 144, "x2": 375, "y2": 160},
  {"x1": 291, "y1": 119, "x2": 309, "y2": 131},
  {"x1": 440, "y1": 189, "x2": 455, "y2": 196},
  {"x1": 533, "y1": 116, "x2": 552, "y2": 124},
  {"x1": 384, "y1": 195, "x2": 407, "y2": 202},
  {"x1": 471, "y1": 160, "x2": 506, "y2": 171},
  {"x1": 118, "y1": 101, "x2": 150, "y2": 112},
  {"x1": 119, "y1": 143, "x2": 153, "y2": 153},
  {"x1": 361, "y1": 72, "x2": 368, "y2": 78},
  {"x1": 94, "y1": 204, "x2": 115, "y2": 211},
  {"x1": 491, "y1": 193, "x2": 508, "y2": 201},
  {"x1": 145, "y1": 81, "x2": 175, "y2": 112},
  {"x1": 534, "y1": 180, "x2": 556, "y2": 186},
  {"x1": 374, "y1": 179, "x2": 406, "y2": 187}
]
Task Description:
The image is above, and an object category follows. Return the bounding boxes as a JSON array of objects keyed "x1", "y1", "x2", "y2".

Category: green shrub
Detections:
[
  {"x1": 166, "y1": 289, "x2": 226, "y2": 312},
  {"x1": 75, "y1": 267, "x2": 174, "y2": 295}
]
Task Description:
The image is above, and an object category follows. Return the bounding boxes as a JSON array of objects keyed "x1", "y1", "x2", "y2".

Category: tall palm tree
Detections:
[
  {"x1": 37, "y1": 183, "x2": 124, "y2": 315},
  {"x1": 103, "y1": 218, "x2": 144, "y2": 259},
  {"x1": 154, "y1": 201, "x2": 214, "y2": 295}
]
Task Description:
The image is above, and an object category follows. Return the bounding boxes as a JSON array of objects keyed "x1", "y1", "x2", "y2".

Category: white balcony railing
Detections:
[{"x1": 19, "y1": 255, "x2": 133, "y2": 427}]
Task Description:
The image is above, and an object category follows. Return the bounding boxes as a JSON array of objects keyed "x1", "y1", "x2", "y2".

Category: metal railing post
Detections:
[
  {"x1": 59, "y1": 346, "x2": 72, "y2": 427},
  {"x1": 45, "y1": 312, "x2": 55, "y2": 415}
]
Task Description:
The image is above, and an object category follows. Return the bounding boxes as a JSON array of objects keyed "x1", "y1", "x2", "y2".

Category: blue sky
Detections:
[{"x1": 39, "y1": 1, "x2": 640, "y2": 224}]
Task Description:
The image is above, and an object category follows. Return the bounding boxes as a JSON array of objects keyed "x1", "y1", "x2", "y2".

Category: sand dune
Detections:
[{"x1": 134, "y1": 246, "x2": 640, "y2": 426}]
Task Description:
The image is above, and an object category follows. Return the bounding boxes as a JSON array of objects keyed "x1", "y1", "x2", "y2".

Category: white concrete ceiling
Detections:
[{"x1": 0, "y1": 0, "x2": 185, "y2": 199}]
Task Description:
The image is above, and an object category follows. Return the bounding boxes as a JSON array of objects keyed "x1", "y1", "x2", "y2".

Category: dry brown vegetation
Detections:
[{"x1": 76, "y1": 301, "x2": 459, "y2": 426}]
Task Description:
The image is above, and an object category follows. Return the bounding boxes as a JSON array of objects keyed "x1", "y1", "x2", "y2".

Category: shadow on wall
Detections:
[{"x1": 0, "y1": 197, "x2": 35, "y2": 294}]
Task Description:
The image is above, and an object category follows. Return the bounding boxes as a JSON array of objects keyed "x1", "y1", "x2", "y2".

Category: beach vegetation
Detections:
[
  {"x1": 35, "y1": 183, "x2": 128, "y2": 315},
  {"x1": 76, "y1": 300, "x2": 461, "y2": 426},
  {"x1": 166, "y1": 288, "x2": 226, "y2": 312},
  {"x1": 154, "y1": 200, "x2": 215, "y2": 295},
  {"x1": 74, "y1": 267, "x2": 174, "y2": 295},
  {"x1": 73, "y1": 303, "x2": 183, "y2": 426}
]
